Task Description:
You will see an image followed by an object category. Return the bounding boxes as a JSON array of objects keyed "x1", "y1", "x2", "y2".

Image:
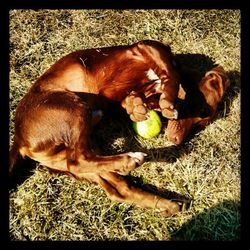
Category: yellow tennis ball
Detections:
[{"x1": 133, "y1": 110, "x2": 162, "y2": 139}]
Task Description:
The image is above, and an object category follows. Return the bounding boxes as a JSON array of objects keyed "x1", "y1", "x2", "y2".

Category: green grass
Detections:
[{"x1": 9, "y1": 9, "x2": 240, "y2": 240}]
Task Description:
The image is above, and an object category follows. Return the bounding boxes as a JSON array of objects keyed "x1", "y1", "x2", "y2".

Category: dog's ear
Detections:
[{"x1": 202, "y1": 65, "x2": 230, "y2": 99}]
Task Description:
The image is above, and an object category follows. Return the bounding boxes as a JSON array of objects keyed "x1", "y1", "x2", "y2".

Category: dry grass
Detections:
[{"x1": 9, "y1": 9, "x2": 240, "y2": 240}]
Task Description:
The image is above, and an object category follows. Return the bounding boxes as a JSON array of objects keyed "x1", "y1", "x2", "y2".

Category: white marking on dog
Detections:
[
  {"x1": 146, "y1": 69, "x2": 160, "y2": 82},
  {"x1": 173, "y1": 109, "x2": 178, "y2": 119},
  {"x1": 146, "y1": 69, "x2": 161, "y2": 91},
  {"x1": 128, "y1": 152, "x2": 147, "y2": 164}
]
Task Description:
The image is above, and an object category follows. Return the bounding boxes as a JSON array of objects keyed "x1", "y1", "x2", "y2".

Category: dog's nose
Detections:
[{"x1": 170, "y1": 135, "x2": 182, "y2": 145}]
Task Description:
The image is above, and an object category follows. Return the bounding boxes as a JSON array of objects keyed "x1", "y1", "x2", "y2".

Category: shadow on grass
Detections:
[
  {"x1": 175, "y1": 53, "x2": 217, "y2": 75},
  {"x1": 170, "y1": 200, "x2": 241, "y2": 240},
  {"x1": 125, "y1": 174, "x2": 191, "y2": 209}
]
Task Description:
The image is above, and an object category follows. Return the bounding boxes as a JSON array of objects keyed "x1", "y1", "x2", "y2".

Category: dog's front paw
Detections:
[
  {"x1": 123, "y1": 92, "x2": 148, "y2": 122},
  {"x1": 128, "y1": 152, "x2": 147, "y2": 166},
  {"x1": 159, "y1": 93, "x2": 178, "y2": 119},
  {"x1": 117, "y1": 152, "x2": 147, "y2": 175}
]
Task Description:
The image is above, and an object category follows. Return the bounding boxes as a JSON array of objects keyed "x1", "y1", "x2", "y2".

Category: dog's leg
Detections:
[
  {"x1": 24, "y1": 147, "x2": 146, "y2": 177},
  {"x1": 96, "y1": 172, "x2": 180, "y2": 216},
  {"x1": 67, "y1": 151, "x2": 147, "y2": 177}
]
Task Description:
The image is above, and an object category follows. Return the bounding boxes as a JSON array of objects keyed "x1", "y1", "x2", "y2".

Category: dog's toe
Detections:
[{"x1": 128, "y1": 152, "x2": 147, "y2": 165}]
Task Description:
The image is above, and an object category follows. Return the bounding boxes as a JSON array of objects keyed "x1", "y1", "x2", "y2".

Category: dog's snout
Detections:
[{"x1": 170, "y1": 134, "x2": 182, "y2": 145}]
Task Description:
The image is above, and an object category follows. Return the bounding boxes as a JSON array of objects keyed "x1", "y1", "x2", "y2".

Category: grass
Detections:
[{"x1": 9, "y1": 9, "x2": 240, "y2": 240}]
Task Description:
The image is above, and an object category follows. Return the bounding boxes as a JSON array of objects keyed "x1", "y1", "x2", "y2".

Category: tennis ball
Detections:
[{"x1": 133, "y1": 110, "x2": 162, "y2": 139}]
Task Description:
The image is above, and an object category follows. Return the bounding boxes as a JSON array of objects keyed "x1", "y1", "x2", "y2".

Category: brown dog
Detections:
[
  {"x1": 10, "y1": 40, "x2": 182, "y2": 216},
  {"x1": 166, "y1": 65, "x2": 230, "y2": 144}
]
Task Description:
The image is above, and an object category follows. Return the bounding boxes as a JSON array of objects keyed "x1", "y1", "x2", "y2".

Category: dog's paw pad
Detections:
[{"x1": 162, "y1": 108, "x2": 178, "y2": 119}]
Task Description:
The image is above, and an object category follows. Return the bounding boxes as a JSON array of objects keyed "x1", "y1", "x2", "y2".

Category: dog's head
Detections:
[{"x1": 166, "y1": 65, "x2": 230, "y2": 145}]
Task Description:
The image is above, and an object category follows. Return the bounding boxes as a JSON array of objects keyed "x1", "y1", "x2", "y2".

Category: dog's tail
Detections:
[
  {"x1": 9, "y1": 142, "x2": 36, "y2": 189},
  {"x1": 9, "y1": 142, "x2": 23, "y2": 175}
]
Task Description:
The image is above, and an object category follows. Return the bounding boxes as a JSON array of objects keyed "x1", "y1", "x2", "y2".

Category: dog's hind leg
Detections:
[{"x1": 96, "y1": 172, "x2": 180, "y2": 216}]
